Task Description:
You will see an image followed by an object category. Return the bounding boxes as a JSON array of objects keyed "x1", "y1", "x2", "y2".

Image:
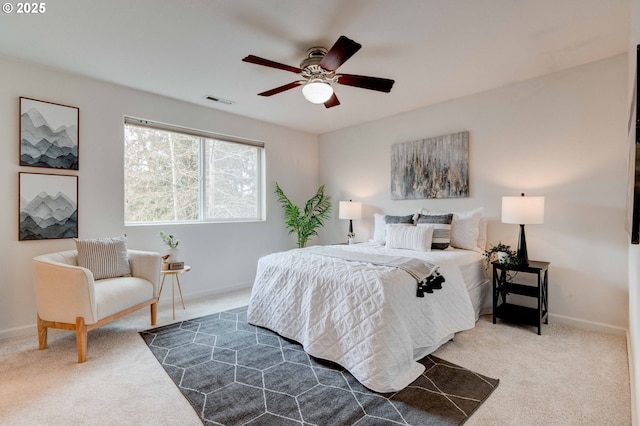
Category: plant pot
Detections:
[
  {"x1": 166, "y1": 247, "x2": 181, "y2": 263},
  {"x1": 497, "y1": 251, "x2": 508, "y2": 264}
]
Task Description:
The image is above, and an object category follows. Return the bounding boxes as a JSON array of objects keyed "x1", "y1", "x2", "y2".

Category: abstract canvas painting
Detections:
[
  {"x1": 391, "y1": 131, "x2": 469, "y2": 200},
  {"x1": 19, "y1": 172, "x2": 78, "y2": 241},
  {"x1": 20, "y1": 97, "x2": 79, "y2": 170}
]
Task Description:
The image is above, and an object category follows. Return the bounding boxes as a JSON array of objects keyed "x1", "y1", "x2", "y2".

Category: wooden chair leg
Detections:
[
  {"x1": 37, "y1": 314, "x2": 47, "y2": 350},
  {"x1": 150, "y1": 302, "x2": 157, "y2": 326},
  {"x1": 75, "y1": 317, "x2": 87, "y2": 363}
]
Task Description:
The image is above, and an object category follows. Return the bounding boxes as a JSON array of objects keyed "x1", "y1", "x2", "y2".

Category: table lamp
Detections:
[
  {"x1": 501, "y1": 193, "x2": 545, "y2": 265},
  {"x1": 338, "y1": 200, "x2": 362, "y2": 244}
]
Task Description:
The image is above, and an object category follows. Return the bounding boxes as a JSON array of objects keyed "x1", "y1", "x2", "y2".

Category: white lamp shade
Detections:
[
  {"x1": 302, "y1": 80, "x2": 333, "y2": 104},
  {"x1": 339, "y1": 201, "x2": 362, "y2": 220},
  {"x1": 502, "y1": 195, "x2": 545, "y2": 225}
]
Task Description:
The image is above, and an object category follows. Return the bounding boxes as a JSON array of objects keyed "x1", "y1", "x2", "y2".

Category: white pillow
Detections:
[
  {"x1": 420, "y1": 207, "x2": 484, "y2": 251},
  {"x1": 75, "y1": 235, "x2": 131, "y2": 280},
  {"x1": 451, "y1": 207, "x2": 483, "y2": 250},
  {"x1": 385, "y1": 224, "x2": 433, "y2": 251},
  {"x1": 373, "y1": 213, "x2": 386, "y2": 243},
  {"x1": 477, "y1": 217, "x2": 488, "y2": 251}
]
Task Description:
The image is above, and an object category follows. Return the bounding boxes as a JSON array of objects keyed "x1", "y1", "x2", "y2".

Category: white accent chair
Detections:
[{"x1": 33, "y1": 249, "x2": 160, "y2": 363}]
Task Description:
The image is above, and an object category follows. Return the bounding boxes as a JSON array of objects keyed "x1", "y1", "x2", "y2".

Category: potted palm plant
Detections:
[{"x1": 275, "y1": 183, "x2": 332, "y2": 248}]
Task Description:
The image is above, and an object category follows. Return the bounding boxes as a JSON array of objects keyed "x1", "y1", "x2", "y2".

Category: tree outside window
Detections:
[{"x1": 124, "y1": 121, "x2": 263, "y2": 224}]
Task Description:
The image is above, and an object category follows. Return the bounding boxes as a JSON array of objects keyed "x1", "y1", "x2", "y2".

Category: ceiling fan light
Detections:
[{"x1": 302, "y1": 80, "x2": 333, "y2": 104}]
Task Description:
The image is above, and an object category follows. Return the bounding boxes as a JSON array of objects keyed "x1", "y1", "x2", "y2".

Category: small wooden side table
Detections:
[{"x1": 160, "y1": 265, "x2": 191, "y2": 320}]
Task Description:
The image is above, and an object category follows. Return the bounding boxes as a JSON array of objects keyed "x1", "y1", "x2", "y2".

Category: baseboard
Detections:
[
  {"x1": 549, "y1": 313, "x2": 627, "y2": 336},
  {"x1": 627, "y1": 329, "x2": 637, "y2": 426},
  {"x1": 0, "y1": 323, "x2": 37, "y2": 341},
  {"x1": 179, "y1": 282, "x2": 253, "y2": 302},
  {"x1": 154, "y1": 282, "x2": 253, "y2": 310}
]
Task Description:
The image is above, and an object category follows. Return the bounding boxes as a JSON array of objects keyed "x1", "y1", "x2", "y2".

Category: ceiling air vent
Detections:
[{"x1": 203, "y1": 95, "x2": 234, "y2": 105}]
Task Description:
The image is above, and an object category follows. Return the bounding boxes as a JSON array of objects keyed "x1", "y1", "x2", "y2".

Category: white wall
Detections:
[
  {"x1": 319, "y1": 55, "x2": 629, "y2": 330},
  {"x1": 0, "y1": 58, "x2": 318, "y2": 338}
]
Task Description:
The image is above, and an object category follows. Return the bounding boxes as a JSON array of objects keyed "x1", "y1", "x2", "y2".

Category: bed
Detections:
[{"x1": 247, "y1": 236, "x2": 490, "y2": 393}]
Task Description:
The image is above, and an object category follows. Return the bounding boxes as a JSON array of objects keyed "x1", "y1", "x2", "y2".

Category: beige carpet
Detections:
[{"x1": 0, "y1": 288, "x2": 631, "y2": 425}]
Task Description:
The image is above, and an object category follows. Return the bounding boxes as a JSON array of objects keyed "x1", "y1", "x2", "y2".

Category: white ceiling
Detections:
[{"x1": 0, "y1": 0, "x2": 630, "y2": 135}]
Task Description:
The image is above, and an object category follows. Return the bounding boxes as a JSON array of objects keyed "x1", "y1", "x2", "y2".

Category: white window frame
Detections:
[{"x1": 124, "y1": 117, "x2": 265, "y2": 225}]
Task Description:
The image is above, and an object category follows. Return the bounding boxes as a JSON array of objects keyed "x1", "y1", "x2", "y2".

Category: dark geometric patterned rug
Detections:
[{"x1": 140, "y1": 306, "x2": 498, "y2": 425}]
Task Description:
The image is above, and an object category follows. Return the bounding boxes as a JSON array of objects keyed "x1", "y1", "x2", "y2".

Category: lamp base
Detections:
[
  {"x1": 346, "y1": 219, "x2": 355, "y2": 244},
  {"x1": 517, "y1": 224, "x2": 529, "y2": 266}
]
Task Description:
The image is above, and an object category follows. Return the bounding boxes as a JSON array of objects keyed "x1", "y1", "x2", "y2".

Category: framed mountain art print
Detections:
[
  {"x1": 19, "y1": 172, "x2": 78, "y2": 241},
  {"x1": 19, "y1": 97, "x2": 79, "y2": 170}
]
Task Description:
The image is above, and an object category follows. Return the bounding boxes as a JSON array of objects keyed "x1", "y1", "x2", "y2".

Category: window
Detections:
[{"x1": 124, "y1": 118, "x2": 264, "y2": 224}]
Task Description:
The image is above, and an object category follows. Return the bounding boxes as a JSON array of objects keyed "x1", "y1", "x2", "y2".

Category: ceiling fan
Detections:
[{"x1": 242, "y1": 35, "x2": 395, "y2": 108}]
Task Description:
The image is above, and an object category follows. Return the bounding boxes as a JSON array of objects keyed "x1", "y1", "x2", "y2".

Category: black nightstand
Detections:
[{"x1": 492, "y1": 260, "x2": 549, "y2": 335}]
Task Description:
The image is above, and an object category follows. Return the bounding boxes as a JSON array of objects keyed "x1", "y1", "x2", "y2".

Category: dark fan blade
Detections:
[
  {"x1": 324, "y1": 93, "x2": 340, "y2": 108},
  {"x1": 319, "y1": 36, "x2": 362, "y2": 71},
  {"x1": 243, "y1": 55, "x2": 302, "y2": 74},
  {"x1": 258, "y1": 81, "x2": 304, "y2": 97},
  {"x1": 337, "y1": 74, "x2": 395, "y2": 93}
]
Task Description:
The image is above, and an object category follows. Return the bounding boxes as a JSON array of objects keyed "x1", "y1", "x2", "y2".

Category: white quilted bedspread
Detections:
[{"x1": 247, "y1": 243, "x2": 477, "y2": 393}]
